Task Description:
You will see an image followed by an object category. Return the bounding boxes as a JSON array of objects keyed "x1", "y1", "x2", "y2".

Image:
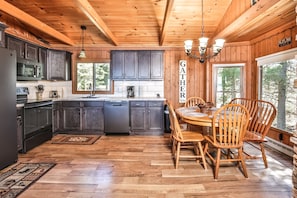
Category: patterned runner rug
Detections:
[
  {"x1": 0, "y1": 163, "x2": 55, "y2": 198},
  {"x1": 51, "y1": 134, "x2": 101, "y2": 145}
]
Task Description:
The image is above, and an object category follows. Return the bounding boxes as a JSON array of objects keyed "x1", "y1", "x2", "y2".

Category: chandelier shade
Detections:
[{"x1": 184, "y1": 0, "x2": 225, "y2": 63}]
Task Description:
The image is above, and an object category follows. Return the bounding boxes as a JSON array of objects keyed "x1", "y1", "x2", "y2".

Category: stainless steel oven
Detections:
[
  {"x1": 23, "y1": 100, "x2": 53, "y2": 152},
  {"x1": 16, "y1": 87, "x2": 52, "y2": 153}
]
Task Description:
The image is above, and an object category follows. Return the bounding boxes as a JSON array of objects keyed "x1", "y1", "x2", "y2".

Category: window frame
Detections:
[
  {"x1": 256, "y1": 48, "x2": 297, "y2": 134},
  {"x1": 73, "y1": 59, "x2": 114, "y2": 94},
  {"x1": 213, "y1": 63, "x2": 245, "y2": 107}
]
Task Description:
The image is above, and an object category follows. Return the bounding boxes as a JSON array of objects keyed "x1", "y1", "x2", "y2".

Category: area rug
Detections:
[
  {"x1": 51, "y1": 134, "x2": 101, "y2": 145},
  {"x1": 0, "y1": 162, "x2": 55, "y2": 198}
]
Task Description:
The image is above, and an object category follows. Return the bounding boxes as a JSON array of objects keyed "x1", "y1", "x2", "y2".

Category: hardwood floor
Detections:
[{"x1": 9, "y1": 134, "x2": 293, "y2": 198}]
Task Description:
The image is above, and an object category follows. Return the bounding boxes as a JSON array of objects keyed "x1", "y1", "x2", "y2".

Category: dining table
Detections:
[{"x1": 175, "y1": 106, "x2": 218, "y2": 128}]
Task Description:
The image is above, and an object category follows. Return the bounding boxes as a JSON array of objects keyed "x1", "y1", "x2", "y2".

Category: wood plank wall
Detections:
[{"x1": 4, "y1": 19, "x2": 297, "y2": 147}]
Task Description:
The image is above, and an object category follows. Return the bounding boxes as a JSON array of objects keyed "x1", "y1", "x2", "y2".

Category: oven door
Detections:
[{"x1": 24, "y1": 102, "x2": 52, "y2": 138}]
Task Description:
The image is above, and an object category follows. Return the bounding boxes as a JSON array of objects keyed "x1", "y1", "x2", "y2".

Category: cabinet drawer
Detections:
[
  {"x1": 148, "y1": 101, "x2": 163, "y2": 107},
  {"x1": 62, "y1": 101, "x2": 80, "y2": 107},
  {"x1": 83, "y1": 101, "x2": 104, "y2": 107},
  {"x1": 130, "y1": 101, "x2": 146, "y2": 107}
]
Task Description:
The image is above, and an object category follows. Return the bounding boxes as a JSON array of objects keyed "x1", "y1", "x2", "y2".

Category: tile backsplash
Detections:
[{"x1": 16, "y1": 80, "x2": 164, "y2": 99}]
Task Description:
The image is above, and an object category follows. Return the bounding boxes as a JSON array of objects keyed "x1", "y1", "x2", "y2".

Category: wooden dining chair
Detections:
[
  {"x1": 167, "y1": 101, "x2": 207, "y2": 169},
  {"x1": 230, "y1": 98, "x2": 277, "y2": 168},
  {"x1": 204, "y1": 103, "x2": 250, "y2": 179},
  {"x1": 184, "y1": 97, "x2": 205, "y2": 107}
]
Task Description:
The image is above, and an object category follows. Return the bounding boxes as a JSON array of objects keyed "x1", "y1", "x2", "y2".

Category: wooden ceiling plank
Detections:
[
  {"x1": 0, "y1": 0, "x2": 74, "y2": 46},
  {"x1": 159, "y1": 0, "x2": 175, "y2": 46},
  {"x1": 74, "y1": 0, "x2": 119, "y2": 46},
  {"x1": 213, "y1": 0, "x2": 282, "y2": 42}
]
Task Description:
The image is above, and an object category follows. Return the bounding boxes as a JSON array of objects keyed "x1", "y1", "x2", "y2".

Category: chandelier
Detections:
[
  {"x1": 78, "y1": 25, "x2": 87, "y2": 59},
  {"x1": 184, "y1": 0, "x2": 225, "y2": 63}
]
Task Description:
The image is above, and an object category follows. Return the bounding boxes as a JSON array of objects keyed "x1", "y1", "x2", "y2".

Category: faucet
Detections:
[{"x1": 89, "y1": 83, "x2": 95, "y2": 97}]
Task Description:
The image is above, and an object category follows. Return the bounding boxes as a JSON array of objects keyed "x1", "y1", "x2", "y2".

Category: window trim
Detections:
[
  {"x1": 213, "y1": 63, "x2": 245, "y2": 106},
  {"x1": 73, "y1": 60, "x2": 114, "y2": 95}
]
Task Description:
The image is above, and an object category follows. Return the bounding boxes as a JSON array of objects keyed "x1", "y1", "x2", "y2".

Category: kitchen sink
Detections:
[{"x1": 81, "y1": 96, "x2": 99, "y2": 98}]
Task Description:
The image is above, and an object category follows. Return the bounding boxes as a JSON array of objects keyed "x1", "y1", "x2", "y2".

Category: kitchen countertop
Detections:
[{"x1": 51, "y1": 96, "x2": 166, "y2": 102}]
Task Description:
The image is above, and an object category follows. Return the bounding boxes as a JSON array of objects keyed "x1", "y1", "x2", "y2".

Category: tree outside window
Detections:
[
  {"x1": 214, "y1": 64, "x2": 243, "y2": 107},
  {"x1": 76, "y1": 62, "x2": 113, "y2": 93},
  {"x1": 259, "y1": 59, "x2": 297, "y2": 133}
]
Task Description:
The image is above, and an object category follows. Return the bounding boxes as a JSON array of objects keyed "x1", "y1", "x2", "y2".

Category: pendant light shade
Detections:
[{"x1": 78, "y1": 25, "x2": 86, "y2": 59}]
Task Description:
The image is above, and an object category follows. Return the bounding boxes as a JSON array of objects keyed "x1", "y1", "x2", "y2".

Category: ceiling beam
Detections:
[
  {"x1": 0, "y1": 0, "x2": 74, "y2": 46},
  {"x1": 74, "y1": 0, "x2": 119, "y2": 46},
  {"x1": 213, "y1": 0, "x2": 282, "y2": 42},
  {"x1": 159, "y1": 0, "x2": 175, "y2": 46}
]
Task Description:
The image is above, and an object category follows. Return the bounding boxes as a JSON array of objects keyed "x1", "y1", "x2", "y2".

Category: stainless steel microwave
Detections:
[{"x1": 17, "y1": 59, "x2": 42, "y2": 81}]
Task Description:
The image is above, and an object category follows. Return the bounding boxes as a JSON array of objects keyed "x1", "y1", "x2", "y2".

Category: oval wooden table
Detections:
[{"x1": 175, "y1": 106, "x2": 218, "y2": 127}]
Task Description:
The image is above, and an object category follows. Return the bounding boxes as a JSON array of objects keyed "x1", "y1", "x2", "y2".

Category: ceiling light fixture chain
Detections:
[
  {"x1": 184, "y1": 0, "x2": 225, "y2": 63},
  {"x1": 78, "y1": 25, "x2": 87, "y2": 59}
]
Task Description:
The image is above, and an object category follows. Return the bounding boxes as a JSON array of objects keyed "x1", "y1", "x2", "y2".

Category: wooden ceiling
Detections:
[{"x1": 0, "y1": 0, "x2": 296, "y2": 48}]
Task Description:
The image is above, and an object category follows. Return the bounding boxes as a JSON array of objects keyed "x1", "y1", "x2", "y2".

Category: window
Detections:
[
  {"x1": 75, "y1": 62, "x2": 113, "y2": 94},
  {"x1": 257, "y1": 49, "x2": 297, "y2": 133},
  {"x1": 213, "y1": 64, "x2": 244, "y2": 107}
]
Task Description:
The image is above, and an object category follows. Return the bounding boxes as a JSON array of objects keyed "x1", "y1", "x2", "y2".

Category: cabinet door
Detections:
[
  {"x1": 82, "y1": 107, "x2": 104, "y2": 132},
  {"x1": 124, "y1": 51, "x2": 138, "y2": 79},
  {"x1": 62, "y1": 107, "x2": 81, "y2": 131},
  {"x1": 111, "y1": 51, "x2": 125, "y2": 79},
  {"x1": 138, "y1": 51, "x2": 151, "y2": 79},
  {"x1": 7, "y1": 37, "x2": 25, "y2": 58},
  {"x1": 47, "y1": 50, "x2": 66, "y2": 80},
  {"x1": 147, "y1": 102, "x2": 164, "y2": 131},
  {"x1": 150, "y1": 51, "x2": 164, "y2": 80},
  {"x1": 25, "y1": 43, "x2": 38, "y2": 62},
  {"x1": 39, "y1": 48, "x2": 47, "y2": 80},
  {"x1": 130, "y1": 107, "x2": 146, "y2": 130}
]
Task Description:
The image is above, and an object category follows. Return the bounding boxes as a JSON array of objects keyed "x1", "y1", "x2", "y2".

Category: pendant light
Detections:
[{"x1": 78, "y1": 25, "x2": 86, "y2": 59}]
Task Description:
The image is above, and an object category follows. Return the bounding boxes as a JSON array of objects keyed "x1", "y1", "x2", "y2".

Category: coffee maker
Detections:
[{"x1": 127, "y1": 86, "x2": 135, "y2": 98}]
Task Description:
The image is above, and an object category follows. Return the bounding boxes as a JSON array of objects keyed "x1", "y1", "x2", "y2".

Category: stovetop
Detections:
[{"x1": 16, "y1": 87, "x2": 52, "y2": 106}]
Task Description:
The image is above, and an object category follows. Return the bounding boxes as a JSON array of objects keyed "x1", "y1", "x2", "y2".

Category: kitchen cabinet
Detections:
[
  {"x1": 0, "y1": 23, "x2": 7, "y2": 48},
  {"x1": 138, "y1": 51, "x2": 164, "y2": 80},
  {"x1": 7, "y1": 36, "x2": 25, "y2": 59},
  {"x1": 62, "y1": 101, "x2": 81, "y2": 131},
  {"x1": 111, "y1": 51, "x2": 137, "y2": 80},
  {"x1": 60, "y1": 101, "x2": 103, "y2": 134},
  {"x1": 111, "y1": 50, "x2": 163, "y2": 80},
  {"x1": 25, "y1": 43, "x2": 38, "y2": 61},
  {"x1": 39, "y1": 47, "x2": 48, "y2": 80},
  {"x1": 47, "y1": 49, "x2": 72, "y2": 81},
  {"x1": 130, "y1": 101, "x2": 164, "y2": 133},
  {"x1": 52, "y1": 101, "x2": 62, "y2": 134},
  {"x1": 82, "y1": 101, "x2": 104, "y2": 132}
]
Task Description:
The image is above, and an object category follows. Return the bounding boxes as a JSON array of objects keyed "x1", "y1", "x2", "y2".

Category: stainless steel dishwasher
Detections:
[{"x1": 104, "y1": 100, "x2": 130, "y2": 134}]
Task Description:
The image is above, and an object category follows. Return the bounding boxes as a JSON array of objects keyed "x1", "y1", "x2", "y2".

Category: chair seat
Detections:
[
  {"x1": 244, "y1": 130, "x2": 266, "y2": 143},
  {"x1": 178, "y1": 131, "x2": 205, "y2": 142}
]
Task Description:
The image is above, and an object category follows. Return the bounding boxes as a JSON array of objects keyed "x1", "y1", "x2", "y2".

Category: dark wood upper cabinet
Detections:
[
  {"x1": 150, "y1": 51, "x2": 163, "y2": 80},
  {"x1": 25, "y1": 43, "x2": 38, "y2": 62},
  {"x1": 111, "y1": 51, "x2": 125, "y2": 79},
  {"x1": 138, "y1": 51, "x2": 151, "y2": 79},
  {"x1": 124, "y1": 51, "x2": 138, "y2": 80},
  {"x1": 111, "y1": 50, "x2": 164, "y2": 80},
  {"x1": 47, "y1": 49, "x2": 72, "y2": 81},
  {"x1": 6, "y1": 37, "x2": 25, "y2": 59}
]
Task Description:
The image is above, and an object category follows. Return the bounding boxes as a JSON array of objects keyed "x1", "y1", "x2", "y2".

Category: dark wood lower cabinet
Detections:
[
  {"x1": 130, "y1": 101, "x2": 164, "y2": 133},
  {"x1": 54, "y1": 100, "x2": 164, "y2": 135},
  {"x1": 55, "y1": 101, "x2": 104, "y2": 134}
]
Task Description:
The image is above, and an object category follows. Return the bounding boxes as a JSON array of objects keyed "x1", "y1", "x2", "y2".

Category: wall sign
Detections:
[{"x1": 179, "y1": 60, "x2": 187, "y2": 103}]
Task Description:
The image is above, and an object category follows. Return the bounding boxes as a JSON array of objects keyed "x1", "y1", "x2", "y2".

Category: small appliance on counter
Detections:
[{"x1": 127, "y1": 86, "x2": 135, "y2": 98}]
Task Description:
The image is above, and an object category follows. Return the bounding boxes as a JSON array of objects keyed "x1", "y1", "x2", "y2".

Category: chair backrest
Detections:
[
  {"x1": 184, "y1": 97, "x2": 205, "y2": 107},
  {"x1": 229, "y1": 98, "x2": 277, "y2": 140},
  {"x1": 211, "y1": 104, "x2": 250, "y2": 148},
  {"x1": 167, "y1": 101, "x2": 184, "y2": 141}
]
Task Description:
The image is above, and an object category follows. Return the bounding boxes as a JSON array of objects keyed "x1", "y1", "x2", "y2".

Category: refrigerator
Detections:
[{"x1": 0, "y1": 47, "x2": 17, "y2": 170}]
